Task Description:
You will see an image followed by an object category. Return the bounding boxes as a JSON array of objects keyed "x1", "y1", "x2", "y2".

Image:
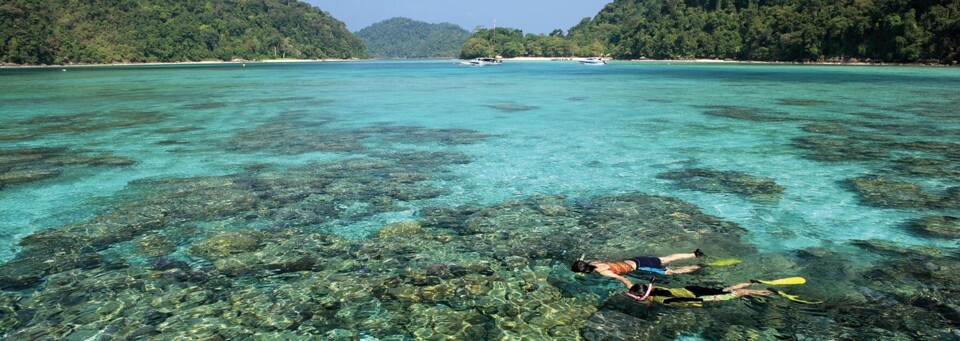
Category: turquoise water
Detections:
[{"x1": 2, "y1": 61, "x2": 959, "y2": 339}]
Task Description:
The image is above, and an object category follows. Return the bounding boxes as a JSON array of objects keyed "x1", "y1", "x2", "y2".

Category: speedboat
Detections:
[
  {"x1": 579, "y1": 57, "x2": 606, "y2": 65},
  {"x1": 464, "y1": 57, "x2": 502, "y2": 66}
]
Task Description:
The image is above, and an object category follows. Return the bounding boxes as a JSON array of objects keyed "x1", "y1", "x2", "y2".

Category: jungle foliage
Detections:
[
  {"x1": 0, "y1": 0, "x2": 365, "y2": 65},
  {"x1": 461, "y1": 0, "x2": 960, "y2": 63},
  {"x1": 357, "y1": 17, "x2": 470, "y2": 58}
]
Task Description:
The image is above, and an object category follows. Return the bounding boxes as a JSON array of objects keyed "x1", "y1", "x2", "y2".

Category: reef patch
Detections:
[{"x1": 657, "y1": 168, "x2": 784, "y2": 203}]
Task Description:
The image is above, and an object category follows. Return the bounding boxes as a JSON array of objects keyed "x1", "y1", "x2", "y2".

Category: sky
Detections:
[{"x1": 307, "y1": 0, "x2": 611, "y2": 34}]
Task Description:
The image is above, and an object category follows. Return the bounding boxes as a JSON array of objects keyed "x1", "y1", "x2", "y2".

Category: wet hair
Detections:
[{"x1": 571, "y1": 260, "x2": 596, "y2": 273}]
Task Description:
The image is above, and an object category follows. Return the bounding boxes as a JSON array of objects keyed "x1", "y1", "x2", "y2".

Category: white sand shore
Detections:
[
  {"x1": 0, "y1": 58, "x2": 359, "y2": 68},
  {"x1": 4, "y1": 57, "x2": 950, "y2": 68}
]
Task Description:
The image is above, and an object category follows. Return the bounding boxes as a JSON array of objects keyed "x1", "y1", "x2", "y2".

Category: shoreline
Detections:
[
  {"x1": 2, "y1": 57, "x2": 955, "y2": 68},
  {"x1": 501, "y1": 56, "x2": 956, "y2": 66},
  {"x1": 0, "y1": 58, "x2": 359, "y2": 69}
]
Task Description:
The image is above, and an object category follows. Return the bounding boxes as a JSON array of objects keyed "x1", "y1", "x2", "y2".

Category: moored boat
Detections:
[
  {"x1": 464, "y1": 57, "x2": 502, "y2": 66},
  {"x1": 579, "y1": 57, "x2": 606, "y2": 65}
]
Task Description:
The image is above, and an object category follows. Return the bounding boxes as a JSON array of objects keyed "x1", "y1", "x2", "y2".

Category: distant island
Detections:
[
  {"x1": 461, "y1": 0, "x2": 959, "y2": 64},
  {"x1": 357, "y1": 18, "x2": 470, "y2": 59},
  {"x1": 0, "y1": 0, "x2": 365, "y2": 65}
]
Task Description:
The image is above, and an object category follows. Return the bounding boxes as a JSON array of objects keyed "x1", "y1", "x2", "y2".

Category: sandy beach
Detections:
[
  {"x1": 3, "y1": 57, "x2": 951, "y2": 68},
  {"x1": 0, "y1": 58, "x2": 359, "y2": 68}
]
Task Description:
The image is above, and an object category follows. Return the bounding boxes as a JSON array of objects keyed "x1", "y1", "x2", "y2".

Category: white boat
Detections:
[
  {"x1": 462, "y1": 20, "x2": 504, "y2": 67},
  {"x1": 579, "y1": 57, "x2": 607, "y2": 65},
  {"x1": 464, "y1": 57, "x2": 502, "y2": 66}
]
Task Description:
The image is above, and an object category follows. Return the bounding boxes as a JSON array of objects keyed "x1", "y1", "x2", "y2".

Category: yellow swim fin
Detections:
[
  {"x1": 774, "y1": 290, "x2": 823, "y2": 305},
  {"x1": 753, "y1": 277, "x2": 806, "y2": 285},
  {"x1": 705, "y1": 258, "x2": 742, "y2": 267}
]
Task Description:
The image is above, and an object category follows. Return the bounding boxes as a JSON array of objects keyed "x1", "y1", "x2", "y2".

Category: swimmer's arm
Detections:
[{"x1": 596, "y1": 270, "x2": 633, "y2": 289}]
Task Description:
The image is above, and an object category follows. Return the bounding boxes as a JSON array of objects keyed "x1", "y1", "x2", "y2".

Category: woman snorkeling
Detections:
[
  {"x1": 570, "y1": 249, "x2": 704, "y2": 290},
  {"x1": 627, "y1": 278, "x2": 773, "y2": 307},
  {"x1": 626, "y1": 277, "x2": 816, "y2": 307}
]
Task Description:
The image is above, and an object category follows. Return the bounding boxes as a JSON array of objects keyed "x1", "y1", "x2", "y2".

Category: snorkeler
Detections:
[
  {"x1": 626, "y1": 277, "x2": 771, "y2": 307},
  {"x1": 626, "y1": 276, "x2": 816, "y2": 307},
  {"x1": 570, "y1": 249, "x2": 704, "y2": 290}
]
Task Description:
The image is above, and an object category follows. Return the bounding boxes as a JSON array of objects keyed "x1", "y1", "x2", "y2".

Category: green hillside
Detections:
[
  {"x1": 460, "y1": 0, "x2": 959, "y2": 63},
  {"x1": 356, "y1": 17, "x2": 470, "y2": 58},
  {"x1": 568, "y1": 0, "x2": 959, "y2": 63},
  {"x1": 0, "y1": 0, "x2": 366, "y2": 65}
]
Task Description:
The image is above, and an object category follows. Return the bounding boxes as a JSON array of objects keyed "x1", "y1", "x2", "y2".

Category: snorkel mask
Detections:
[
  {"x1": 626, "y1": 277, "x2": 656, "y2": 301},
  {"x1": 575, "y1": 253, "x2": 586, "y2": 277}
]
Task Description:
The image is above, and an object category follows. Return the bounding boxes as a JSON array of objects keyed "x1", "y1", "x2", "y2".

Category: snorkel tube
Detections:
[
  {"x1": 574, "y1": 253, "x2": 587, "y2": 277},
  {"x1": 626, "y1": 277, "x2": 656, "y2": 301}
]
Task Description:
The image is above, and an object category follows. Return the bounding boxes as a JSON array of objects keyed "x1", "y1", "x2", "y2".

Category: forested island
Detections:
[
  {"x1": 3, "y1": 0, "x2": 957, "y2": 65},
  {"x1": 0, "y1": 0, "x2": 365, "y2": 65},
  {"x1": 357, "y1": 18, "x2": 470, "y2": 59},
  {"x1": 461, "y1": 0, "x2": 960, "y2": 64}
]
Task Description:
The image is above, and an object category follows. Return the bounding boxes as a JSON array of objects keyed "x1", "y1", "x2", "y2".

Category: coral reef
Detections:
[
  {"x1": 2, "y1": 177, "x2": 959, "y2": 339},
  {"x1": 485, "y1": 103, "x2": 540, "y2": 112},
  {"x1": 889, "y1": 157, "x2": 960, "y2": 178},
  {"x1": 356, "y1": 125, "x2": 497, "y2": 145},
  {"x1": 776, "y1": 98, "x2": 829, "y2": 106},
  {"x1": 791, "y1": 136, "x2": 889, "y2": 162},
  {"x1": 0, "y1": 172, "x2": 760, "y2": 339},
  {"x1": 657, "y1": 168, "x2": 784, "y2": 203},
  {"x1": 227, "y1": 116, "x2": 498, "y2": 155},
  {"x1": 907, "y1": 216, "x2": 960, "y2": 239},
  {"x1": 801, "y1": 123, "x2": 848, "y2": 135},
  {"x1": 0, "y1": 133, "x2": 37, "y2": 141},
  {"x1": 227, "y1": 120, "x2": 367, "y2": 155},
  {"x1": 0, "y1": 147, "x2": 135, "y2": 190},
  {"x1": 697, "y1": 105, "x2": 793, "y2": 122},
  {"x1": 844, "y1": 175, "x2": 952, "y2": 209},
  {"x1": 9, "y1": 110, "x2": 167, "y2": 136}
]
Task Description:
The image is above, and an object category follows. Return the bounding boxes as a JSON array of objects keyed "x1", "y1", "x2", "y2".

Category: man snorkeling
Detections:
[{"x1": 570, "y1": 249, "x2": 704, "y2": 290}]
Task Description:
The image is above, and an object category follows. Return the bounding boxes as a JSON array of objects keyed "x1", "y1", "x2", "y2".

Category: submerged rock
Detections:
[
  {"x1": 792, "y1": 136, "x2": 889, "y2": 162},
  {"x1": 0, "y1": 132, "x2": 37, "y2": 141},
  {"x1": 187, "y1": 231, "x2": 265, "y2": 260},
  {"x1": 940, "y1": 187, "x2": 960, "y2": 210},
  {"x1": 698, "y1": 105, "x2": 793, "y2": 122},
  {"x1": 147, "y1": 257, "x2": 191, "y2": 271},
  {"x1": 485, "y1": 103, "x2": 540, "y2": 112},
  {"x1": 657, "y1": 168, "x2": 784, "y2": 202},
  {"x1": 0, "y1": 147, "x2": 136, "y2": 189},
  {"x1": 850, "y1": 239, "x2": 944, "y2": 259},
  {"x1": 802, "y1": 123, "x2": 849, "y2": 135},
  {"x1": 857, "y1": 286, "x2": 900, "y2": 306},
  {"x1": 908, "y1": 216, "x2": 960, "y2": 239},
  {"x1": 845, "y1": 176, "x2": 940, "y2": 208},
  {"x1": 227, "y1": 120, "x2": 366, "y2": 155},
  {"x1": 153, "y1": 126, "x2": 204, "y2": 134},
  {"x1": 52, "y1": 155, "x2": 137, "y2": 167},
  {"x1": 777, "y1": 98, "x2": 829, "y2": 106},
  {"x1": 889, "y1": 157, "x2": 960, "y2": 178},
  {"x1": 136, "y1": 234, "x2": 176, "y2": 257},
  {"x1": 357, "y1": 125, "x2": 495, "y2": 145},
  {"x1": 0, "y1": 251, "x2": 100, "y2": 290},
  {"x1": 0, "y1": 168, "x2": 61, "y2": 188}
]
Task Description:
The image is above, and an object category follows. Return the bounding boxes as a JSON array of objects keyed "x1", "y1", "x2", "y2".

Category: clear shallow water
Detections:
[
  {"x1": 2, "y1": 61, "x2": 960, "y2": 339},
  {"x1": 5, "y1": 62, "x2": 956, "y2": 254}
]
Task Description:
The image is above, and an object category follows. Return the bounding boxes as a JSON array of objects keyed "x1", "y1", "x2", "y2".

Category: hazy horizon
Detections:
[{"x1": 308, "y1": 0, "x2": 610, "y2": 34}]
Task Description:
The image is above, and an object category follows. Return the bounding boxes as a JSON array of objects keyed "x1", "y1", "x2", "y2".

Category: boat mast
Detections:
[{"x1": 493, "y1": 19, "x2": 499, "y2": 59}]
